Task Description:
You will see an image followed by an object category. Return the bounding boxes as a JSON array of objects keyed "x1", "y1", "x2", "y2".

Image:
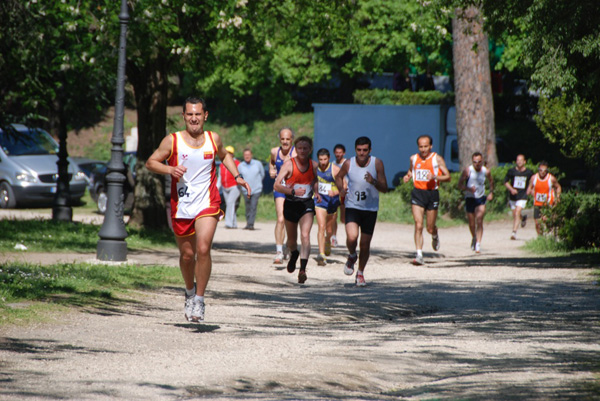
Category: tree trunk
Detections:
[
  {"x1": 127, "y1": 57, "x2": 170, "y2": 229},
  {"x1": 452, "y1": 6, "x2": 497, "y2": 169}
]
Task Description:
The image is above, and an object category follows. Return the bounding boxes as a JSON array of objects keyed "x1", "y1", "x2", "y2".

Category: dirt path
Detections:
[{"x1": 1, "y1": 212, "x2": 599, "y2": 400}]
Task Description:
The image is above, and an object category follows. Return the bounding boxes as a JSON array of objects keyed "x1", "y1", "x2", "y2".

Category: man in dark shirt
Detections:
[{"x1": 504, "y1": 154, "x2": 534, "y2": 240}]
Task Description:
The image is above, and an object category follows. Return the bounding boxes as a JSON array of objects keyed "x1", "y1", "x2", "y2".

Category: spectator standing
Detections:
[
  {"x1": 238, "y1": 148, "x2": 264, "y2": 230},
  {"x1": 220, "y1": 146, "x2": 241, "y2": 229}
]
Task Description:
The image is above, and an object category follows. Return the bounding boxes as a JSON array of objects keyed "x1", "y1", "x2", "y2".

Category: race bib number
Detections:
[
  {"x1": 353, "y1": 190, "x2": 367, "y2": 203},
  {"x1": 318, "y1": 182, "x2": 332, "y2": 195},
  {"x1": 176, "y1": 181, "x2": 191, "y2": 202},
  {"x1": 293, "y1": 184, "x2": 312, "y2": 199},
  {"x1": 415, "y1": 169, "x2": 430, "y2": 181},
  {"x1": 535, "y1": 192, "x2": 548, "y2": 203},
  {"x1": 514, "y1": 176, "x2": 527, "y2": 189}
]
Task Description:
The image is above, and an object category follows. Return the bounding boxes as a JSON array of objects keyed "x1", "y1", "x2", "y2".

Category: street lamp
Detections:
[{"x1": 97, "y1": 0, "x2": 129, "y2": 261}]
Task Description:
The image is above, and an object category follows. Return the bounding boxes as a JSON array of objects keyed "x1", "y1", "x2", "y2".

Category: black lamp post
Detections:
[{"x1": 97, "y1": 0, "x2": 129, "y2": 261}]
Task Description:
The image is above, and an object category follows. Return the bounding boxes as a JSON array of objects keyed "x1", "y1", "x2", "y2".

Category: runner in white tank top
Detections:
[{"x1": 334, "y1": 137, "x2": 388, "y2": 287}]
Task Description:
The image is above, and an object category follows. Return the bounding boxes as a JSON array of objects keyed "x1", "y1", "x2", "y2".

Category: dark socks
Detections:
[
  {"x1": 300, "y1": 258, "x2": 308, "y2": 271},
  {"x1": 287, "y1": 250, "x2": 300, "y2": 273}
]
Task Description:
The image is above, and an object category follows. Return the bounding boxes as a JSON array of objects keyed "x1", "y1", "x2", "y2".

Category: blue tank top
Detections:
[
  {"x1": 317, "y1": 163, "x2": 338, "y2": 195},
  {"x1": 275, "y1": 146, "x2": 295, "y2": 174}
]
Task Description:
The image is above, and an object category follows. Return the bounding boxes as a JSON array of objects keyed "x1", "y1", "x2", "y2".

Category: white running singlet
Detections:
[
  {"x1": 344, "y1": 156, "x2": 379, "y2": 211},
  {"x1": 167, "y1": 131, "x2": 221, "y2": 220}
]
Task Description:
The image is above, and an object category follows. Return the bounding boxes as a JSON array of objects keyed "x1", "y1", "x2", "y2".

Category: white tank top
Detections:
[
  {"x1": 344, "y1": 156, "x2": 379, "y2": 211},
  {"x1": 168, "y1": 131, "x2": 220, "y2": 219},
  {"x1": 465, "y1": 165, "x2": 487, "y2": 199}
]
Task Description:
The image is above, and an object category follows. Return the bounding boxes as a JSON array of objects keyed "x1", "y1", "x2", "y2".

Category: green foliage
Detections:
[
  {"x1": 353, "y1": 89, "x2": 454, "y2": 105},
  {"x1": 535, "y1": 95, "x2": 600, "y2": 167},
  {"x1": 544, "y1": 192, "x2": 600, "y2": 250},
  {"x1": 0, "y1": 0, "x2": 114, "y2": 128},
  {"x1": 203, "y1": 0, "x2": 453, "y2": 117},
  {"x1": 481, "y1": 0, "x2": 600, "y2": 168}
]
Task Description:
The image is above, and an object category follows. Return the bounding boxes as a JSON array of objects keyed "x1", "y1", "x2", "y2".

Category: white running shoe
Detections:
[
  {"x1": 273, "y1": 252, "x2": 284, "y2": 264},
  {"x1": 355, "y1": 273, "x2": 366, "y2": 287},
  {"x1": 432, "y1": 235, "x2": 440, "y2": 251},
  {"x1": 330, "y1": 236, "x2": 338, "y2": 247},
  {"x1": 191, "y1": 299, "x2": 205, "y2": 322},
  {"x1": 475, "y1": 242, "x2": 481, "y2": 253},
  {"x1": 344, "y1": 253, "x2": 357, "y2": 275},
  {"x1": 412, "y1": 254, "x2": 424, "y2": 266},
  {"x1": 184, "y1": 293, "x2": 195, "y2": 322},
  {"x1": 510, "y1": 232, "x2": 517, "y2": 240}
]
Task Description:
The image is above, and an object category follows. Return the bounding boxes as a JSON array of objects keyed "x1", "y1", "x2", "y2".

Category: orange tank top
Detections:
[
  {"x1": 286, "y1": 158, "x2": 315, "y2": 199},
  {"x1": 411, "y1": 152, "x2": 440, "y2": 190},
  {"x1": 532, "y1": 173, "x2": 555, "y2": 206}
]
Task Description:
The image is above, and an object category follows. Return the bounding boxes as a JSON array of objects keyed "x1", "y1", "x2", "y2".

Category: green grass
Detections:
[
  {"x1": 0, "y1": 262, "x2": 181, "y2": 325},
  {"x1": 0, "y1": 218, "x2": 176, "y2": 253}
]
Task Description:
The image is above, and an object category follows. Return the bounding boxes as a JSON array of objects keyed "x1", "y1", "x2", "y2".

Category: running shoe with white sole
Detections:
[
  {"x1": 331, "y1": 236, "x2": 338, "y2": 247},
  {"x1": 475, "y1": 242, "x2": 481, "y2": 254},
  {"x1": 510, "y1": 231, "x2": 517, "y2": 240},
  {"x1": 190, "y1": 299, "x2": 205, "y2": 322},
  {"x1": 316, "y1": 254, "x2": 326, "y2": 266},
  {"x1": 273, "y1": 252, "x2": 284, "y2": 264},
  {"x1": 412, "y1": 254, "x2": 424, "y2": 266},
  {"x1": 355, "y1": 273, "x2": 366, "y2": 287},
  {"x1": 344, "y1": 253, "x2": 358, "y2": 275},
  {"x1": 432, "y1": 235, "x2": 440, "y2": 251},
  {"x1": 184, "y1": 293, "x2": 195, "y2": 322}
]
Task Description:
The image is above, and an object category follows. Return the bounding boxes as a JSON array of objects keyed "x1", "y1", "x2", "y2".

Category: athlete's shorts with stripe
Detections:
[
  {"x1": 411, "y1": 188, "x2": 439, "y2": 210},
  {"x1": 283, "y1": 198, "x2": 315, "y2": 223},
  {"x1": 172, "y1": 206, "x2": 224, "y2": 237},
  {"x1": 345, "y1": 208, "x2": 378, "y2": 235},
  {"x1": 315, "y1": 194, "x2": 340, "y2": 214},
  {"x1": 509, "y1": 199, "x2": 527, "y2": 210},
  {"x1": 465, "y1": 196, "x2": 487, "y2": 213}
]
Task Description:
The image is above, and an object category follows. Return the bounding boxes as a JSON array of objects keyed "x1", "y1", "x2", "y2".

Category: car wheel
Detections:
[
  {"x1": 97, "y1": 189, "x2": 108, "y2": 214},
  {"x1": 0, "y1": 182, "x2": 17, "y2": 209}
]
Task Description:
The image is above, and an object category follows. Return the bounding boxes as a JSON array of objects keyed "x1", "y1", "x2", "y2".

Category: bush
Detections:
[
  {"x1": 544, "y1": 192, "x2": 600, "y2": 249},
  {"x1": 353, "y1": 89, "x2": 454, "y2": 105}
]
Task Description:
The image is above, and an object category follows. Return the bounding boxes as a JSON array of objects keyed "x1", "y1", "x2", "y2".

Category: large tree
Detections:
[{"x1": 452, "y1": 4, "x2": 497, "y2": 169}]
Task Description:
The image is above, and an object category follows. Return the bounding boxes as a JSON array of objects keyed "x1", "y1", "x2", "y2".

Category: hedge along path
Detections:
[{"x1": 0, "y1": 218, "x2": 599, "y2": 401}]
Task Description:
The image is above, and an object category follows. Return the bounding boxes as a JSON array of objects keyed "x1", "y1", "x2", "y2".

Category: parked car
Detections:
[
  {"x1": 70, "y1": 157, "x2": 107, "y2": 182},
  {"x1": 89, "y1": 152, "x2": 137, "y2": 214},
  {"x1": 0, "y1": 124, "x2": 87, "y2": 208}
]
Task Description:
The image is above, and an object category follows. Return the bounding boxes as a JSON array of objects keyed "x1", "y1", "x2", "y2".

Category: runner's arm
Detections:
[
  {"x1": 434, "y1": 155, "x2": 451, "y2": 183},
  {"x1": 146, "y1": 135, "x2": 184, "y2": 178}
]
